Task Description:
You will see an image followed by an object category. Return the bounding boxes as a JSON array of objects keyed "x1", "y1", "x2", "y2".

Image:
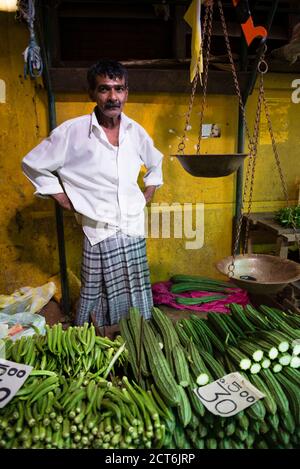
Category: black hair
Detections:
[{"x1": 87, "y1": 59, "x2": 128, "y2": 91}]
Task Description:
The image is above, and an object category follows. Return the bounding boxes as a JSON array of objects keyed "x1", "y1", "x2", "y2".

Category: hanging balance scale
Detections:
[
  {"x1": 216, "y1": 48, "x2": 300, "y2": 295},
  {"x1": 173, "y1": 0, "x2": 248, "y2": 178},
  {"x1": 216, "y1": 7, "x2": 300, "y2": 294},
  {"x1": 175, "y1": 0, "x2": 300, "y2": 294}
]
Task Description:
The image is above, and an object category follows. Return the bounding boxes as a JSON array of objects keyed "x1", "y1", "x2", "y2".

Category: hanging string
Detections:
[{"x1": 16, "y1": 0, "x2": 43, "y2": 78}]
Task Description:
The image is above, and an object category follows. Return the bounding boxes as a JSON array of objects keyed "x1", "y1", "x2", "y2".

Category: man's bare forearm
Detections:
[
  {"x1": 143, "y1": 185, "x2": 157, "y2": 204},
  {"x1": 50, "y1": 193, "x2": 73, "y2": 211}
]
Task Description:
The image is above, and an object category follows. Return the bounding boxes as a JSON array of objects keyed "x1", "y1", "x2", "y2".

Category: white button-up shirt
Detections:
[{"x1": 22, "y1": 111, "x2": 163, "y2": 245}]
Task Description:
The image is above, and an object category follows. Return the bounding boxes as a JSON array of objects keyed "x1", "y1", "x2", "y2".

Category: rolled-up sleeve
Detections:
[
  {"x1": 140, "y1": 135, "x2": 163, "y2": 188},
  {"x1": 22, "y1": 126, "x2": 68, "y2": 196}
]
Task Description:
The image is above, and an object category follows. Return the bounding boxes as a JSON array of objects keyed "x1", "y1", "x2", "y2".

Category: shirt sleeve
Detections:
[
  {"x1": 139, "y1": 134, "x2": 164, "y2": 188},
  {"x1": 21, "y1": 126, "x2": 68, "y2": 197}
]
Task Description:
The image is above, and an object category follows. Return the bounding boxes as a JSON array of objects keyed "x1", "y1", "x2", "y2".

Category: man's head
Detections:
[
  {"x1": 87, "y1": 60, "x2": 128, "y2": 120},
  {"x1": 87, "y1": 60, "x2": 128, "y2": 91}
]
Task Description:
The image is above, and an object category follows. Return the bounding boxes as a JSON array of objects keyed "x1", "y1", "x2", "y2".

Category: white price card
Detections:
[
  {"x1": 193, "y1": 372, "x2": 265, "y2": 417},
  {"x1": 0, "y1": 359, "x2": 33, "y2": 408}
]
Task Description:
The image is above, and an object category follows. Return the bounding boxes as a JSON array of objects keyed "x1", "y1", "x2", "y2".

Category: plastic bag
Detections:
[
  {"x1": 0, "y1": 281, "x2": 56, "y2": 315},
  {"x1": 0, "y1": 312, "x2": 46, "y2": 342},
  {"x1": 0, "y1": 324, "x2": 8, "y2": 339},
  {"x1": 0, "y1": 339, "x2": 5, "y2": 358}
]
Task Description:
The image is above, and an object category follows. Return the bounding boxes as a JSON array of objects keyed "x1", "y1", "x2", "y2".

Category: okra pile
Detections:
[
  {"x1": 0, "y1": 324, "x2": 168, "y2": 449},
  {"x1": 6, "y1": 323, "x2": 127, "y2": 377},
  {"x1": 0, "y1": 371, "x2": 167, "y2": 449}
]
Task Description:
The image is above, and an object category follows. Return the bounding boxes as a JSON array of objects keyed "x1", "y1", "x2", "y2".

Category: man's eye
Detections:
[{"x1": 115, "y1": 86, "x2": 125, "y2": 92}]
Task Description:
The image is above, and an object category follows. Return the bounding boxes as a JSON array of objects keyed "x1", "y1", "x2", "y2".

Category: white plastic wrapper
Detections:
[
  {"x1": 0, "y1": 313, "x2": 46, "y2": 341},
  {"x1": 0, "y1": 281, "x2": 56, "y2": 315}
]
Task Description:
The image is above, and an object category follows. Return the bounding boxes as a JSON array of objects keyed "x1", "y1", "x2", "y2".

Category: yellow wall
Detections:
[{"x1": 0, "y1": 13, "x2": 299, "y2": 296}]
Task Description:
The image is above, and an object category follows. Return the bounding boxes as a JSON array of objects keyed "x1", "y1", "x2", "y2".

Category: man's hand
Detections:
[
  {"x1": 51, "y1": 193, "x2": 74, "y2": 211},
  {"x1": 143, "y1": 185, "x2": 156, "y2": 204}
]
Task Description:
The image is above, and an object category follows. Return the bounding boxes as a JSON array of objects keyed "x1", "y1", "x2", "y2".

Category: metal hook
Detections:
[{"x1": 258, "y1": 59, "x2": 268, "y2": 74}]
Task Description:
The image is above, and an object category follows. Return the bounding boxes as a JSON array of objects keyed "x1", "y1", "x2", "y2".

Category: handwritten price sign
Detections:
[
  {"x1": 0, "y1": 359, "x2": 33, "y2": 408},
  {"x1": 194, "y1": 372, "x2": 265, "y2": 417}
]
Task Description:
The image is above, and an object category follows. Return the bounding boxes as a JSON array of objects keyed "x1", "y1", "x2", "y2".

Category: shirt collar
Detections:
[{"x1": 88, "y1": 108, "x2": 133, "y2": 139}]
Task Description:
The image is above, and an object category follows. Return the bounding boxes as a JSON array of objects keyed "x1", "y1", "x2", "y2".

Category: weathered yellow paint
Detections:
[
  {"x1": 0, "y1": 12, "x2": 299, "y2": 295},
  {"x1": 0, "y1": 13, "x2": 54, "y2": 293}
]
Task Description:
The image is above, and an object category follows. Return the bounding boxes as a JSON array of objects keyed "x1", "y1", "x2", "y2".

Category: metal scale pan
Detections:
[
  {"x1": 173, "y1": 153, "x2": 248, "y2": 178},
  {"x1": 216, "y1": 254, "x2": 300, "y2": 295}
]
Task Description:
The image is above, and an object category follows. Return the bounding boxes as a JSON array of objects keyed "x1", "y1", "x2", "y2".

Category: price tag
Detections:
[
  {"x1": 0, "y1": 359, "x2": 33, "y2": 408},
  {"x1": 193, "y1": 372, "x2": 265, "y2": 417}
]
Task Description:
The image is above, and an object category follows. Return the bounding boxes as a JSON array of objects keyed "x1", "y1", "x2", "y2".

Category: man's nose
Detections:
[{"x1": 108, "y1": 88, "x2": 118, "y2": 100}]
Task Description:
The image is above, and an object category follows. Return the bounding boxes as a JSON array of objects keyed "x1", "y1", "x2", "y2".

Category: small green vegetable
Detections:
[{"x1": 275, "y1": 206, "x2": 300, "y2": 228}]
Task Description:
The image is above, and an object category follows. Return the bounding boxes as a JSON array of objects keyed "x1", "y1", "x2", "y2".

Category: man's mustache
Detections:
[{"x1": 105, "y1": 102, "x2": 121, "y2": 109}]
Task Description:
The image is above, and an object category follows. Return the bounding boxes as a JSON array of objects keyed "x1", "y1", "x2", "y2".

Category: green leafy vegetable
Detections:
[{"x1": 275, "y1": 206, "x2": 300, "y2": 228}]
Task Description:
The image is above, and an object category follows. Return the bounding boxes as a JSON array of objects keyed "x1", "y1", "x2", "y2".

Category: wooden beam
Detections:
[
  {"x1": 50, "y1": 67, "x2": 251, "y2": 95},
  {"x1": 173, "y1": 5, "x2": 189, "y2": 60}
]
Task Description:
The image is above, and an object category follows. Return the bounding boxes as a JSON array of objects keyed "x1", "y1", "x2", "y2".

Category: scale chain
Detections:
[
  {"x1": 196, "y1": 2, "x2": 214, "y2": 154},
  {"x1": 218, "y1": 0, "x2": 254, "y2": 150},
  {"x1": 242, "y1": 71, "x2": 265, "y2": 254},
  {"x1": 178, "y1": 0, "x2": 299, "y2": 275},
  {"x1": 218, "y1": 0, "x2": 265, "y2": 276},
  {"x1": 261, "y1": 78, "x2": 300, "y2": 256},
  {"x1": 237, "y1": 50, "x2": 300, "y2": 266},
  {"x1": 177, "y1": 2, "x2": 211, "y2": 155},
  {"x1": 177, "y1": 74, "x2": 199, "y2": 154}
]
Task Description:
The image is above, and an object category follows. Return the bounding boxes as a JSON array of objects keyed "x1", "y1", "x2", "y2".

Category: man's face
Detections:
[{"x1": 90, "y1": 74, "x2": 128, "y2": 119}]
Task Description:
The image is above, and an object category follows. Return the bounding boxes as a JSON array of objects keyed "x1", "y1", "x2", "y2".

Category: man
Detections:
[{"x1": 22, "y1": 59, "x2": 163, "y2": 328}]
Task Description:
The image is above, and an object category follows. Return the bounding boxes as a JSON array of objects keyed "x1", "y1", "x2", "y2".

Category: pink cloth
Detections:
[{"x1": 152, "y1": 281, "x2": 249, "y2": 314}]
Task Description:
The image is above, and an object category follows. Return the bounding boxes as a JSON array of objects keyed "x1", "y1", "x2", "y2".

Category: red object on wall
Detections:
[{"x1": 231, "y1": 0, "x2": 267, "y2": 46}]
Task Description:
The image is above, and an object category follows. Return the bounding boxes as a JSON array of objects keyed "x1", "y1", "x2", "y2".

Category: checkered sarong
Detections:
[{"x1": 75, "y1": 232, "x2": 153, "y2": 326}]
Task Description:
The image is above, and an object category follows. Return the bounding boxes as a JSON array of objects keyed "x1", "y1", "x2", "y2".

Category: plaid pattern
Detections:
[{"x1": 75, "y1": 232, "x2": 153, "y2": 326}]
